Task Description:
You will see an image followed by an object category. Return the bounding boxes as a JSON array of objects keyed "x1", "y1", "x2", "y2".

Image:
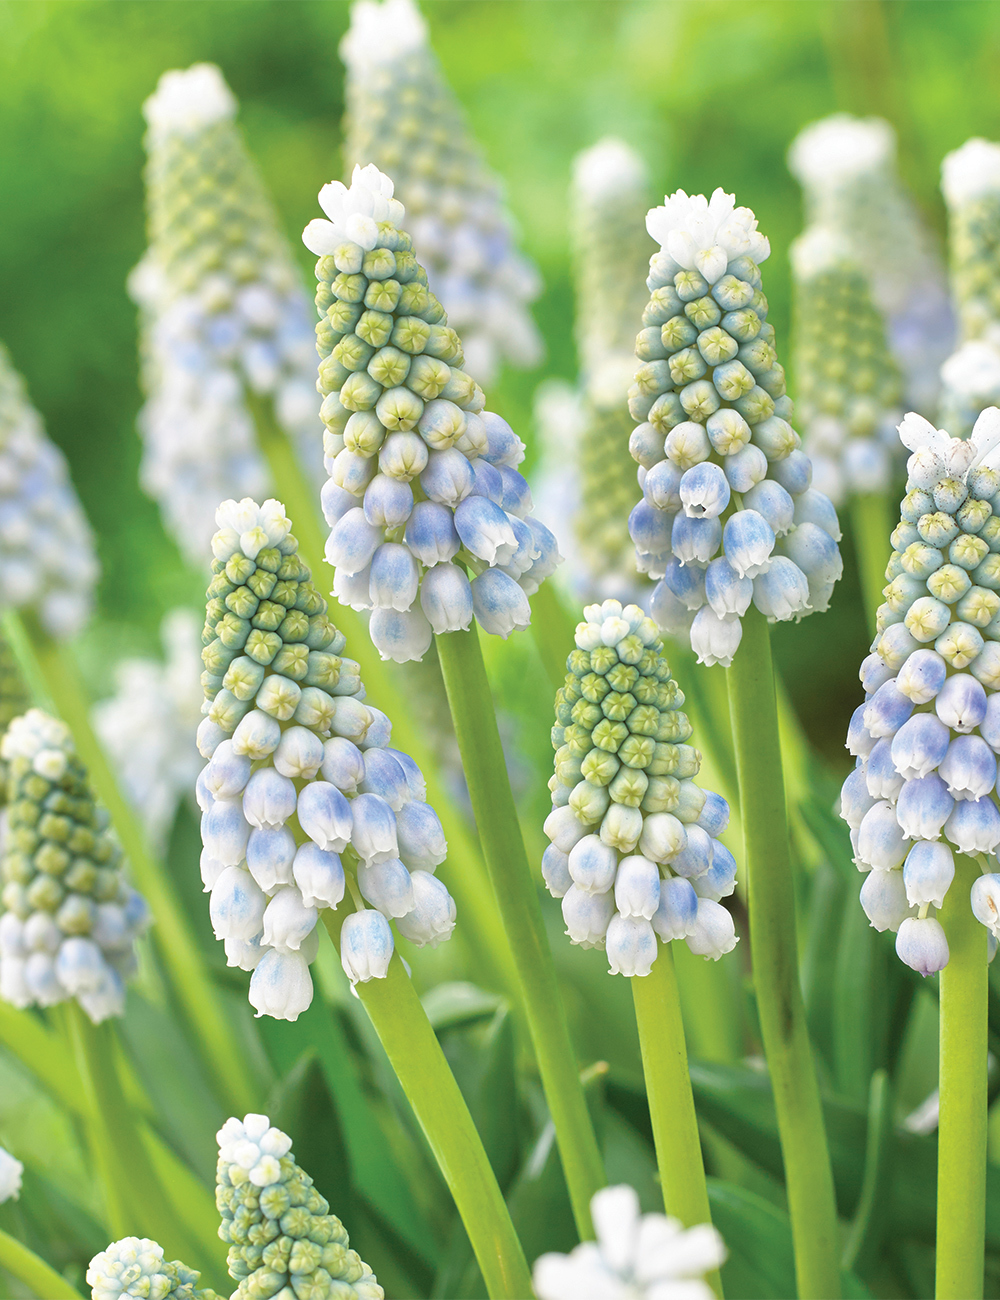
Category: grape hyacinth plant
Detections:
[
  {"x1": 0, "y1": 709, "x2": 149, "y2": 1022},
  {"x1": 544, "y1": 600, "x2": 738, "y2": 975},
  {"x1": 788, "y1": 113, "x2": 954, "y2": 413},
  {"x1": 940, "y1": 139, "x2": 1000, "y2": 436},
  {"x1": 307, "y1": 163, "x2": 560, "y2": 664},
  {"x1": 532, "y1": 1184, "x2": 726, "y2": 1300},
  {"x1": 629, "y1": 188, "x2": 843, "y2": 669},
  {"x1": 197, "y1": 496, "x2": 455, "y2": 1019},
  {"x1": 841, "y1": 406, "x2": 1000, "y2": 1298},
  {"x1": 340, "y1": 0, "x2": 542, "y2": 386},
  {"x1": 132, "y1": 64, "x2": 323, "y2": 561}
]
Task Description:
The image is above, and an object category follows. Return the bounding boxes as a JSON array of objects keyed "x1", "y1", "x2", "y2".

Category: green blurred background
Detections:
[{"x1": 0, "y1": 0, "x2": 997, "y2": 739}]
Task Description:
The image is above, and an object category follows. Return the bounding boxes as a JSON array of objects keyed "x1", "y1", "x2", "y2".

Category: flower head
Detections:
[
  {"x1": 533, "y1": 1184, "x2": 726, "y2": 1300},
  {"x1": 87, "y1": 1237, "x2": 221, "y2": 1300}
]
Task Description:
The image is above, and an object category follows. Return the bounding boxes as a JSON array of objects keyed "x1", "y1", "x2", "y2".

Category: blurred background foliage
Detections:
[{"x1": 1, "y1": 4, "x2": 1000, "y2": 1294}]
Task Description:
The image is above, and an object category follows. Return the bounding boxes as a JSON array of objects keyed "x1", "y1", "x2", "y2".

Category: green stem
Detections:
[
  {"x1": 842, "y1": 1068, "x2": 892, "y2": 1274},
  {"x1": 249, "y1": 393, "x2": 518, "y2": 1001},
  {"x1": 529, "y1": 581, "x2": 579, "y2": 692},
  {"x1": 936, "y1": 855, "x2": 988, "y2": 1300},
  {"x1": 726, "y1": 605, "x2": 841, "y2": 1300},
  {"x1": 0, "y1": 1228, "x2": 83, "y2": 1300},
  {"x1": 436, "y1": 621, "x2": 605, "y2": 1239},
  {"x1": 850, "y1": 493, "x2": 891, "y2": 638},
  {"x1": 4, "y1": 608, "x2": 255, "y2": 1117},
  {"x1": 64, "y1": 1004, "x2": 212, "y2": 1276},
  {"x1": 321, "y1": 911, "x2": 531, "y2": 1299},
  {"x1": 0, "y1": 1000, "x2": 83, "y2": 1115},
  {"x1": 631, "y1": 949, "x2": 722, "y2": 1297}
]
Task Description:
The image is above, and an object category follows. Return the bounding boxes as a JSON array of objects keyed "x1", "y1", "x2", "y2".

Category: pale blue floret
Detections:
[
  {"x1": 404, "y1": 500, "x2": 462, "y2": 565},
  {"x1": 895, "y1": 774, "x2": 954, "y2": 841},
  {"x1": 358, "y1": 858, "x2": 416, "y2": 919},
  {"x1": 321, "y1": 736, "x2": 366, "y2": 792},
  {"x1": 672, "y1": 514, "x2": 722, "y2": 566},
  {"x1": 704, "y1": 557, "x2": 753, "y2": 618},
  {"x1": 210, "y1": 865, "x2": 266, "y2": 941},
  {"x1": 859, "y1": 652, "x2": 895, "y2": 695},
  {"x1": 246, "y1": 825, "x2": 297, "y2": 891},
  {"x1": 385, "y1": 746, "x2": 425, "y2": 799},
  {"x1": 722, "y1": 509, "x2": 775, "y2": 578},
  {"x1": 669, "y1": 825, "x2": 714, "y2": 879},
  {"x1": 541, "y1": 844, "x2": 572, "y2": 898},
  {"x1": 561, "y1": 885, "x2": 615, "y2": 948},
  {"x1": 469, "y1": 457, "x2": 504, "y2": 504},
  {"x1": 420, "y1": 449, "x2": 476, "y2": 507},
  {"x1": 865, "y1": 739, "x2": 903, "y2": 801},
  {"x1": 793, "y1": 488, "x2": 842, "y2": 538},
  {"x1": 363, "y1": 473, "x2": 414, "y2": 528},
  {"x1": 231, "y1": 709, "x2": 283, "y2": 759},
  {"x1": 679, "y1": 462, "x2": 731, "y2": 519},
  {"x1": 453, "y1": 495, "x2": 517, "y2": 564},
  {"x1": 296, "y1": 782, "x2": 353, "y2": 853},
  {"x1": 202, "y1": 799, "x2": 252, "y2": 867},
  {"x1": 902, "y1": 840, "x2": 955, "y2": 908},
  {"x1": 692, "y1": 841, "x2": 738, "y2": 901},
  {"x1": 663, "y1": 558, "x2": 707, "y2": 610},
  {"x1": 613, "y1": 855, "x2": 661, "y2": 920},
  {"x1": 643, "y1": 460, "x2": 684, "y2": 511},
  {"x1": 895, "y1": 915, "x2": 949, "y2": 976},
  {"x1": 204, "y1": 740, "x2": 252, "y2": 800},
  {"x1": 857, "y1": 800, "x2": 907, "y2": 869},
  {"x1": 242, "y1": 767, "x2": 297, "y2": 829},
  {"x1": 651, "y1": 875, "x2": 699, "y2": 941},
  {"x1": 860, "y1": 868, "x2": 915, "y2": 932},
  {"x1": 938, "y1": 734, "x2": 997, "y2": 800},
  {"x1": 358, "y1": 748, "x2": 410, "y2": 809},
  {"x1": 971, "y1": 874, "x2": 1000, "y2": 937},
  {"x1": 249, "y1": 947, "x2": 313, "y2": 1019},
  {"x1": 605, "y1": 913, "x2": 658, "y2": 977},
  {"x1": 262, "y1": 886, "x2": 318, "y2": 951},
  {"x1": 895, "y1": 648, "x2": 948, "y2": 702},
  {"x1": 349, "y1": 793, "x2": 399, "y2": 865},
  {"x1": 847, "y1": 703, "x2": 877, "y2": 758},
  {"x1": 782, "y1": 521, "x2": 843, "y2": 582},
  {"x1": 369, "y1": 607, "x2": 433, "y2": 662},
  {"x1": 340, "y1": 909, "x2": 394, "y2": 983},
  {"x1": 863, "y1": 680, "x2": 916, "y2": 737},
  {"x1": 752, "y1": 557, "x2": 810, "y2": 621},
  {"x1": 935, "y1": 673, "x2": 988, "y2": 731},
  {"x1": 981, "y1": 694, "x2": 1000, "y2": 750},
  {"x1": 326, "y1": 507, "x2": 383, "y2": 575},
  {"x1": 723, "y1": 443, "x2": 768, "y2": 492},
  {"x1": 369, "y1": 542, "x2": 420, "y2": 611},
  {"x1": 743, "y1": 480, "x2": 794, "y2": 536},
  {"x1": 629, "y1": 499, "x2": 674, "y2": 559},
  {"x1": 568, "y1": 834, "x2": 618, "y2": 895},
  {"x1": 840, "y1": 765, "x2": 876, "y2": 829},
  {"x1": 359, "y1": 707, "x2": 393, "y2": 750},
  {"x1": 395, "y1": 800, "x2": 447, "y2": 871},
  {"x1": 419, "y1": 561, "x2": 474, "y2": 633},
  {"x1": 54, "y1": 937, "x2": 108, "y2": 996},
  {"x1": 470, "y1": 568, "x2": 531, "y2": 638},
  {"x1": 498, "y1": 465, "x2": 533, "y2": 517},
  {"x1": 292, "y1": 842, "x2": 346, "y2": 910},
  {"x1": 395, "y1": 870, "x2": 457, "y2": 947},
  {"x1": 769, "y1": 449, "x2": 812, "y2": 496},
  {"x1": 696, "y1": 791, "x2": 730, "y2": 837},
  {"x1": 944, "y1": 795, "x2": 1000, "y2": 854},
  {"x1": 890, "y1": 712, "x2": 951, "y2": 779}
]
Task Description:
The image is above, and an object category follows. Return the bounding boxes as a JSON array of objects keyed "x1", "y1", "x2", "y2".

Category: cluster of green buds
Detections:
[
  {"x1": 215, "y1": 1113, "x2": 382, "y2": 1300},
  {"x1": 305, "y1": 164, "x2": 561, "y2": 664},
  {"x1": 543, "y1": 600, "x2": 738, "y2": 975},
  {"x1": 534, "y1": 139, "x2": 653, "y2": 599},
  {"x1": 939, "y1": 139, "x2": 1000, "y2": 436},
  {"x1": 132, "y1": 63, "x2": 323, "y2": 562},
  {"x1": 791, "y1": 226, "x2": 903, "y2": 505},
  {"x1": 788, "y1": 113, "x2": 953, "y2": 414},
  {"x1": 842, "y1": 408, "x2": 1000, "y2": 975},
  {"x1": 0, "y1": 343, "x2": 98, "y2": 638},
  {"x1": 629, "y1": 188, "x2": 843, "y2": 667},
  {"x1": 87, "y1": 1239, "x2": 222, "y2": 1300},
  {"x1": 0, "y1": 709, "x2": 149, "y2": 1022},
  {"x1": 339, "y1": 0, "x2": 542, "y2": 386},
  {"x1": 93, "y1": 610, "x2": 203, "y2": 853},
  {"x1": 198, "y1": 497, "x2": 455, "y2": 1021},
  {"x1": 0, "y1": 632, "x2": 30, "y2": 806}
]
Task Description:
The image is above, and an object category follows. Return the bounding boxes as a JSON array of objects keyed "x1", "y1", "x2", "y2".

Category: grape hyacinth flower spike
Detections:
[
  {"x1": 533, "y1": 1184, "x2": 726, "y2": 1300},
  {"x1": 0, "y1": 343, "x2": 98, "y2": 638},
  {"x1": 842, "y1": 405, "x2": 1000, "y2": 972},
  {"x1": 133, "y1": 63, "x2": 324, "y2": 561},
  {"x1": 305, "y1": 163, "x2": 561, "y2": 663},
  {"x1": 629, "y1": 188, "x2": 843, "y2": 665},
  {"x1": 0, "y1": 710, "x2": 150, "y2": 1022},
  {"x1": 87, "y1": 1239, "x2": 223, "y2": 1300},
  {"x1": 198, "y1": 496, "x2": 455, "y2": 1019},
  {"x1": 339, "y1": 0, "x2": 542, "y2": 386},
  {"x1": 940, "y1": 139, "x2": 1000, "y2": 436},
  {"x1": 544, "y1": 600, "x2": 739, "y2": 974}
]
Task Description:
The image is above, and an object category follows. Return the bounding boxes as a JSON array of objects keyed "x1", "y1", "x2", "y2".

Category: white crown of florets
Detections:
[
  {"x1": 645, "y1": 188, "x2": 770, "y2": 284},
  {"x1": 941, "y1": 341, "x2": 1000, "y2": 401},
  {"x1": 899, "y1": 407, "x2": 1000, "y2": 487},
  {"x1": 790, "y1": 225, "x2": 856, "y2": 280},
  {"x1": 143, "y1": 63, "x2": 236, "y2": 136},
  {"x1": 217, "y1": 1113, "x2": 293, "y2": 1187},
  {"x1": 0, "y1": 708, "x2": 70, "y2": 769},
  {"x1": 302, "y1": 164, "x2": 405, "y2": 257},
  {"x1": 572, "y1": 138, "x2": 647, "y2": 203},
  {"x1": 941, "y1": 137, "x2": 1000, "y2": 207},
  {"x1": 787, "y1": 113, "x2": 895, "y2": 187},
  {"x1": 211, "y1": 496, "x2": 291, "y2": 562},
  {"x1": 340, "y1": 0, "x2": 428, "y2": 71}
]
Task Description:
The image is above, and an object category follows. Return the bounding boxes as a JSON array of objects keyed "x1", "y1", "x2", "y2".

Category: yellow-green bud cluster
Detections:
[
  {"x1": 0, "y1": 344, "x2": 98, "y2": 638},
  {"x1": 543, "y1": 600, "x2": 738, "y2": 975},
  {"x1": 132, "y1": 64, "x2": 322, "y2": 561},
  {"x1": 340, "y1": 0, "x2": 541, "y2": 385},
  {"x1": 87, "y1": 1238, "x2": 222, "y2": 1300},
  {"x1": 791, "y1": 227, "x2": 902, "y2": 504},
  {"x1": 216, "y1": 1114, "x2": 383, "y2": 1300},
  {"x1": 0, "y1": 709, "x2": 149, "y2": 1022}
]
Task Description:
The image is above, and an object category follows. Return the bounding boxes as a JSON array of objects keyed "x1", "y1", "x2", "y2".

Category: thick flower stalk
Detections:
[
  {"x1": 197, "y1": 497, "x2": 455, "y2": 1020},
  {"x1": 534, "y1": 139, "x2": 653, "y2": 599},
  {"x1": 340, "y1": 0, "x2": 542, "y2": 386},
  {"x1": 93, "y1": 611, "x2": 203, "y2": 853},
  {"x1": 0, "y1": 1145, "x2": 22, "y2": 1203},
  {"x1": 629, "y1": 188, "x2": 843, "y2": 668},
  {"x1": 216, "y1": 1114, "x2": 383, "y2": 1300},
  {"x1": 791, "y1": 227, "x2": 902, "y2": 507},
  {"x1": 133, "y1": 64, "x2": 323, "y2": 561},
  {"x1": 306, "y1": 164, "x2": 560, "y2": 664},
  {"x1": 543, "y1": 600, "x2": 738, "y2": 974},
  {"x1": 940, "y1": 139, "x2": 1000, "y2": 436},
  {"x1": 87, "y1": 1239, "x2": 222, "y2": 1300},
  {"x1": 0, "y1": 709, "x2": 150, "y2": 1022},
  {"x1": 0, "y1": 343, "x2": 98, "y2": 638},
  {"x1": 788, "y1": 114, "x2": 954, "y2": 413},
  {"x1": 532, "y1": 1184, "x2": 726, "y2": 1300}
]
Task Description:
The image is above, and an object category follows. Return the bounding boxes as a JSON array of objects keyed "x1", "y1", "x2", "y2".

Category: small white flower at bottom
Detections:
[
  {"x1": 0, "y1": 1145, "x2": 22, "y2": 1203},
  {"x1": 532, "y1": 1184, "x2": 725, "y2": 1300}
]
